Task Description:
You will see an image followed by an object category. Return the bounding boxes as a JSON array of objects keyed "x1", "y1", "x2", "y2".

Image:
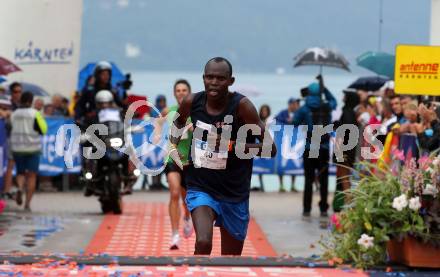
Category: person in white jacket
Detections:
[{"x1": 10, "y1": 92, "x2": 47, "y2": 211}]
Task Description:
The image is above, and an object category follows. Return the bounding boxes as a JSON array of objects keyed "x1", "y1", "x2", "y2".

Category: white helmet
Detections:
[
  {"x1": 94, "y1": 61, "x2": 112, "y2": 74},
  {"x1": 95, "y1": 90, "x2": 114, "y2": 103}
]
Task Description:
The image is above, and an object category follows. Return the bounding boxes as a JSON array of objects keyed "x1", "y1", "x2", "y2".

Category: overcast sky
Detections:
[{"x1": 81, "y1": 0, "x2": 431, "y2": 72}]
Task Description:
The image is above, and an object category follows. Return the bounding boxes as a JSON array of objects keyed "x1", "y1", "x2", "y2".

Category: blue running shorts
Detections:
[
  {"x1": 13, "y1": 153, "x2": 40, "y2": 174},
  {"x1": 186, "y1": 190, "x2": 250, "y2": 241}
]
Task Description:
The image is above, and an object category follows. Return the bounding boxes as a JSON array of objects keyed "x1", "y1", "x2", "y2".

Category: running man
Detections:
[
  {"x1": 155, "y1": 79, "x2": 194, "y2": 250},
  {"x1": 169, "y1": 57, "x2": 277, "y2": 255}
]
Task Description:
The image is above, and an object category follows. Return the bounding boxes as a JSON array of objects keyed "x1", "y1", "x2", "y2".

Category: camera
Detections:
[
  {"x1": 119, "y1": 73, "x2": 133, "y2": 90},
  {"x1": 300, "y1": 87, "x2": 309, "y2": 98}
]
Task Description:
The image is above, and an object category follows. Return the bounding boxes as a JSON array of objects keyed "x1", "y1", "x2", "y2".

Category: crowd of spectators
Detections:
[
  {"x1": 0, "y1": 62, "x2": 171, "y2": 208},
  {"x1": 252, "y1": 77, "x2": 440, "y2": 220},
  {"x1": 2, "y1": 67, "x2": 440, "y2": 215}
]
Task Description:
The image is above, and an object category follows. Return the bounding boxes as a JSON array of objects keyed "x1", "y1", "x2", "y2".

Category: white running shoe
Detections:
[
  {"x1": 170, "y1": 233, "x2": 180, "y2": 250},
  {"x1": 183, "y1": 217, "x2": 193, "y2": 239}
]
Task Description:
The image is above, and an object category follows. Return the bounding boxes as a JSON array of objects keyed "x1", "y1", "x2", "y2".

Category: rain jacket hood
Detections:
[
  {"x1": 305, "y1": 82, "x2": 322, "y2": 109},
  {"x1": 292, "y1": 83, "x2": 337, "y2": 150}
]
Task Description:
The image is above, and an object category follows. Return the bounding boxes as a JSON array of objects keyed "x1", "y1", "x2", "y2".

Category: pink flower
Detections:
[
  {"x1": 392, "y1": 149, "x2": 405, "y2": 161},
  {"x1": 418, "y1": 155, "x2": 431, "y2": 170},
  {"x1": 390, "y1": 160, "x2": 400, "y2": 176},
  {"x1": 330, "y1": 214, "x2": 342, "y2": 230},
  {"x1": 0, "y1": 200, "x2": 6, "y2": 214},
  {"x1": 414, "y1": 171, "x2": 425, "y2": 195}
]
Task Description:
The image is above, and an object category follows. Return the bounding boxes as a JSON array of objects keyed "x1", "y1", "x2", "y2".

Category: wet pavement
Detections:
[
  {"x1": 1, "y1": 212, "x2": 64, "y2": 249},
  {"x1": 0, "y1": 192, "x2": 102, "y2": 254},
  {"x1": 0, "y1": 191, "x2": 329, "y2": 257},
  {"x1": 0, "y1": 211, "x2": 99, "y2": 254}
]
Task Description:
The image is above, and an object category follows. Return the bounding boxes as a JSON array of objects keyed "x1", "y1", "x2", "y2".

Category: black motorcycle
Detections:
[{"x1": 79, "y1": 113, "x2": 140, "y2": 214}]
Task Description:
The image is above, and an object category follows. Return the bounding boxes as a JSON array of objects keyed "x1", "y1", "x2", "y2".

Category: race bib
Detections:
[
  {"x1": 98, "y1": 108, "x2": 121, "y2": 123},
  {"x1": 193, "y1": 137, "x2": 228, "y2": 170}
]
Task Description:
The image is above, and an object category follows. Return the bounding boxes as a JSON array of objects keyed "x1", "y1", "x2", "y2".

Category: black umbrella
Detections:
[
  {"x1": 293, "y1": 47, "x2": 350, "y2": 73},
  {"x1": 7, "y1": 82, "x2": 50, "y2": 97},
  {"x1": 348, "y1": 76, "x2": 390, "y2": 91}
]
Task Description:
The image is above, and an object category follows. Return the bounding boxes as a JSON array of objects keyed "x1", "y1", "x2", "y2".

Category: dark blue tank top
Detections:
[{"x1": 185, "y1": 91, "x2": 254, "y2": 202}]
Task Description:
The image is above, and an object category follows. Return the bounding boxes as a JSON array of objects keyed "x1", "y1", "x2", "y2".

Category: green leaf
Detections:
[
  {"x1": 364, "y1": 222, "x2": 372, "y2": 231},
  {"x1": 402, "y1": 222, "x2": 411, "y2": 232}
]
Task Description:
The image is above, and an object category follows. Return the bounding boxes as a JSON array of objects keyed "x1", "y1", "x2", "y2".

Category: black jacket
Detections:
[
  {"x1": 418, "y1": 119, "x2": 440, "y2": 152},
  {"x1": 334, "y1": 91, "x2": 360, "y2": 146}
]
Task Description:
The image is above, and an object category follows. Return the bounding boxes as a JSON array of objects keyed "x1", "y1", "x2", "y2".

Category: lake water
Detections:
[
  {"x1": 130, "y1": 71, "x2": 363, "y2": 192},
  {"x1": 130, "y1": 71, "x2": 362, "y2": 113}
]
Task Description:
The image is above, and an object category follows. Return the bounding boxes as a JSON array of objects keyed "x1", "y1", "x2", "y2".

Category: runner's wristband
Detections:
[
  {"x1": 169, "y1": 143, "x2": 178, "y2": 151},
  {"x1": 168, "y1": 144, "x2": 179, "y2": 157}
]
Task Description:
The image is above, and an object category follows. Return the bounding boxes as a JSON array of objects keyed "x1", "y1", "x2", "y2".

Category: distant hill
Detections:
[{"x1": 80, "y1": 0, "x2": 431, "y2": 73}]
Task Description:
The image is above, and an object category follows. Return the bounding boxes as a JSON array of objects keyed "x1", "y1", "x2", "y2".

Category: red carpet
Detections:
[
  {"x1": 0, "y1": 203, "x2": 369, "y2": 276},
  {"x1": 86, "y1": 202, "x2": 277, "y2": 256}
]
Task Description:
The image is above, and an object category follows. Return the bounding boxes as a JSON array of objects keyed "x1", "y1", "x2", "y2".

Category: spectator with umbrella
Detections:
[
  {"x1": 75, "y1": 61, "x2": 125, "y2": 128},
  {"x1": 12, "y1": 83, "x2": 50, "y2": 98},
  {"x1": 9, "y1": 82, "x2": 22, "y2": 111},
  {"x1": 292, "y1": 75, "x2": 337, "y2": 224},
  {"x1": 77, "y1": 61, "x2": 126, "y2": 94},
  {"x1": 293, "y1": 47, "x2": 346, "y2": 225}
]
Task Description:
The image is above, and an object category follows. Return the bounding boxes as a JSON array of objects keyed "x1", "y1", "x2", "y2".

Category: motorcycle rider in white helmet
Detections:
[
  {"x1": 83, "y1": 89, "x2": 136, "y2": 196},
  {"x1": 95, "y1": 89, "x2": 115, "y2": 110}
]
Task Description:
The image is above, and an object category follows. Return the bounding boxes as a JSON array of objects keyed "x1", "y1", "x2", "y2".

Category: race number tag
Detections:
[
  {"x1": 193, "y1": 137, "x2": 228, "y2": 169},
  {"x1": 98, "y1": 108, "x2": 121, "y2": 123}
]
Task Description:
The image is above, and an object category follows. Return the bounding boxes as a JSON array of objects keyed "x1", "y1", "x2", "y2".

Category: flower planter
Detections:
[{"x1": 387, "y1": 236, "x2": 440, "y2": 268}]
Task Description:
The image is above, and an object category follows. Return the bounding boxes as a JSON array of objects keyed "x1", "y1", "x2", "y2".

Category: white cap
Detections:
[
  {"x1": 0, "y1": 95, "x2": 11, "y2": 106},
  {"x1": 380, "y1": 80, "x2": 394, "y2": 91},
  {"x1": 95, "y1": 90, "x2": 114, "y2": 103}
]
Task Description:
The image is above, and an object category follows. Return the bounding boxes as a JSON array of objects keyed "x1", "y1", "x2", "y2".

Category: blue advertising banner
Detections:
[
  {"x1": 251, "y1": 124, "x2": 336, "y2": 175},
  {"x1": 39, "y1": 118, "x2": 82, "y2": 176},
  {"x1": 41, "y1": 118, "x2": 167, "y2": 175},
  {"x1": 276, "y1": 125, "x2": 306, "y2": 175},
  {"x1": 0, "y1": 119, "x2": 336, "y2": 177}
]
